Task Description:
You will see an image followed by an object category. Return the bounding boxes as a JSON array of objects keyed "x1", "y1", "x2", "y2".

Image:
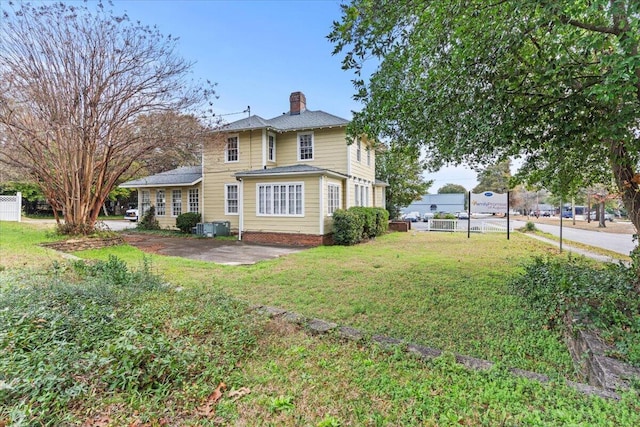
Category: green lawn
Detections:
[{"x1": 1, "y1": 222, "x2": 638, "y2": 426}]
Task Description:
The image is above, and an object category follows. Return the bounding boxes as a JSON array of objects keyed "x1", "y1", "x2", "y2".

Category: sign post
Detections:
[{"x1": 470, "y1": 191, "x2": 510, "y2": 239}]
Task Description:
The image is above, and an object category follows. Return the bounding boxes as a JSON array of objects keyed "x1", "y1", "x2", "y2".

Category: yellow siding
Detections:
[
  {"x1": 143, "y1": 184, "x2": 202, "y2": 230},
  {"x1": 274, "y1": 128, "x2": 349, "y2": 174},
  {"x1": 241, "y1": 176, "x2": 321, "y2": 235},
  {"x1": 323, "y1": 177, "x2": 344, "y2": 234}
]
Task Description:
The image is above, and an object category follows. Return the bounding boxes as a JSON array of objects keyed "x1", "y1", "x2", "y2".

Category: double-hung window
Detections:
[
  {"x1": 226, "y1": 136, "x2": 239, "y2": 162},
  {"x1": 268, "y1": 133, "x2": 276, "y2": 162},
  {"x1": 141, "y1": 190, "x2": 151, "y2": 215},
  {"x1": 188, "y1": 188, "x2": 199, "y2": 213},
  {"x1": 156, "y1": 190, "x2": 166, "y2": 216},
  {"x1": 298, "y1": 132, "x2": 313, "y2": 161},
  {"x1": 354, "y1": 184, "x2": 360, "y2": 206},
  {"x1": 356, "y1": 140, "x2": 362, "y2": 162},
  {"x1": 172, "y1": 190, "x2": 182, "y2": 216},
  {"x1": 366, "y1": 147, "x2": 371, "y2": 166},
  {"x1": 258, "y1": 183, "x2": 303, "y2": 216},
  {"x1": 225, "y1": 184, "x2": 239, "y2": 214},
  {"x1": 327, "y1": 184, "x2": 340, "y2": 215}
]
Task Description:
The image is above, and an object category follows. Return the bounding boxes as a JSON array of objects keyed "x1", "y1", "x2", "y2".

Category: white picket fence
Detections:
[
  {"x1": 425, "y1": 219, "x2": 512, "y2": 233},
  {"x1": 0, "y1": 192, "x2": 22, "y2": 222}
]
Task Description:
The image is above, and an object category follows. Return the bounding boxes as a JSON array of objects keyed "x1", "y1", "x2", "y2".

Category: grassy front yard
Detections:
[{"x1": 1, "y1": 222, "x2": 638, "y2": 426}]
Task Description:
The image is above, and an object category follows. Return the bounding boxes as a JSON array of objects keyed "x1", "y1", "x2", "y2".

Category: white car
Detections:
[
  {"x1": 458, "y1": 211, "x2": 469, "y2": 220},
  {"x1": 422, "y1": 212, "x2": 435, "y2": 221},
  {"x1": 124, "y1": 208, "x2": 139, "y2": 222}
]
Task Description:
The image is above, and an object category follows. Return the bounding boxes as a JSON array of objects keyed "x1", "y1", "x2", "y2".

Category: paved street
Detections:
[
  {"x1": 512, "y1": 220, "x2": 636, "y2": 256},
  {"x1": 410, "y1": 218, "x2": 636, "y2": 256}
]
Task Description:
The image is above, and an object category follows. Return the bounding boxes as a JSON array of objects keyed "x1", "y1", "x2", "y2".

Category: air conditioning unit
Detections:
[{"x1": 195, "y1": 222, "x2": 215, "y2": 237}]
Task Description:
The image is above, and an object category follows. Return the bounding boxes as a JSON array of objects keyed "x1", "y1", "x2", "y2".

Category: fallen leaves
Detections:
[
  {"x1": 228, "y1": 386, "x2": 251, "y2": 402},
  {"x1": 196, "y1": 382, "x2": 227, "y2": 419}
]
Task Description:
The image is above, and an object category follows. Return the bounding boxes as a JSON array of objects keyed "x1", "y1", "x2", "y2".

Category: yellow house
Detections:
[{"x1": 121, "y1": 92, "x2": 387, "y2": 246}]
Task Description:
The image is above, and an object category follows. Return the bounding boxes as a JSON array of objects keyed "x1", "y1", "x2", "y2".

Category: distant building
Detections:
[{"x1": 402, "y1": 193, "x2": 465, "y2": 216}]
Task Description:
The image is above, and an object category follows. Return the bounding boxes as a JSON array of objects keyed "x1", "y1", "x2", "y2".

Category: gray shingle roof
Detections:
[
  {"x1": 220, "y1": 110, "x2": 349, "y2": 133},
  {"x1": 235, "y1": 164, "x2": 347, "y2": 179},
  {"x1": 120, "y1": 166, "x2": 202, "y2": 188}
]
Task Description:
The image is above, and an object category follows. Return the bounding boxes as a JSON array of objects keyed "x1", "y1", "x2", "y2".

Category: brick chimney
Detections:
[{"x1": 289, "y1": 91, "x2": 306, "y2": 115}]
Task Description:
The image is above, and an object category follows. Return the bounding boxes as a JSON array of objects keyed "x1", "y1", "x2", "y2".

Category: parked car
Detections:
[
  {"x1": 124, "y1": 208, "x2": 139, "y2": 222},
  {"x1": 458, "y1": 211, "x2": 469, "y2": 220},
  {"x1": 542, "y1": 211, "x2": 551, "y2": 217},
  {"x1": 404, "y1": 211, "x2": 421, "y2": 222},
  {"x1": 589, "y1": 211, "x2": 613, "y2": 222},
  {"x1": 422, "y1": 212, "x2": 435, "y2": 221}
]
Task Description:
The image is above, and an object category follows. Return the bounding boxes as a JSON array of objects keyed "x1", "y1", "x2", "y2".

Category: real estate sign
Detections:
[{"x1": 470, "y1": 191, "x2": 508, "y2": 213}]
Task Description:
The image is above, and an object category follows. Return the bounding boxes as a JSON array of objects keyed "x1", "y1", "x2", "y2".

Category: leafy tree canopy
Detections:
[
  {"x1": 330, "y1": 0, "x2": 640, "y2": 235},
  {"x1": 375, "y1": 144, "x2": 432, "y2": 219},
  {"x1": 472, "y1": 160, "x2": 513, "y2": 194},
  {"x1": 437, "y1": 183, "x2": 467, "y2": 194}
]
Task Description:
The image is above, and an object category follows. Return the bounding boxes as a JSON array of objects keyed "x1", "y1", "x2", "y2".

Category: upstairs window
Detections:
[
  {"x1": 356, "y1": 140, "x2": 362, "y2": 162},
  {"x1": 268, "y1": 133, "x2": 276, "y2": 162},
  {"x1": 298, "y1": 132, "x2": 314, "y2": 161},
  {"x1": 366, "y1": 147, "x2": 371, "y2": 166},
  {"x1": 226, "y1": 136, "x2": 239, "y2": 162}
]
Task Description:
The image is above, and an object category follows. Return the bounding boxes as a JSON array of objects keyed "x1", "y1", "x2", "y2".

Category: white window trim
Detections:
[
  {"x1": 256, "y1": 182, "x2": 304, "y2": 217},
  {"x1": 188, "y1": 188, "x2": 199, "y2": 213},
  {"x1": 225, "y1": 183, "x2": 239, "y2": 215},
  {"x1": 297, "y1": 131, "x2": 314, "y2": 161},
  {"x1": 155, "y1": 189, "x2": 166, "y2": 216},
  {"x1": 267, "y1": 132, "x2": 276, "y2": 162},
  {"x1": 225, "y1": 134, "x2": 239, "y2": 163},
  {"x1": 141, "y1": 190, "x2": 151, "y2": 215},
  {"x1": 327, "y1": 183, "x2": 340, "y2": 215},
  {"x1": 366, "y1": 147, "x2": 371, "y2": 166},
  {"x1": 171, "y1": 189, "x2": 182, "y2": 217},
  {"x1": 356, "y1": 140, "x2": 362, "y2": 162}
]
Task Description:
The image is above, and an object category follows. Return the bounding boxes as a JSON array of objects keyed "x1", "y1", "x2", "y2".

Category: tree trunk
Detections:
[{"x1": 609, "y1": 139, "x2": 640, "y2": 244}]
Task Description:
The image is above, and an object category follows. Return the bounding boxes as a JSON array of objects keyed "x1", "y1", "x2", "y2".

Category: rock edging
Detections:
[
  {"x1": 565, "y1": 313, "x2": 640, "y2": 393},
  {"x1": 254, "y1": 305, "x2": 621, "y2": 400}
]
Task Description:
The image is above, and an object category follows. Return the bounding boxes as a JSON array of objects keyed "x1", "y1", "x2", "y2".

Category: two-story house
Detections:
[{"x1": 121, "y1": 92, "x2": 387, "y2": 246}]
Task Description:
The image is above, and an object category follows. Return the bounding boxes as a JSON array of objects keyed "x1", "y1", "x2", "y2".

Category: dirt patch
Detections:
[{"x1": 121, "y1": 233, "x2": 304, "y2": 265}]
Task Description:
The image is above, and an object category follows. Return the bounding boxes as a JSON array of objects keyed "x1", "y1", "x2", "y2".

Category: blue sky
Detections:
[{"x1": 106, "y1": 0, "x2": 479, "y2": 190}]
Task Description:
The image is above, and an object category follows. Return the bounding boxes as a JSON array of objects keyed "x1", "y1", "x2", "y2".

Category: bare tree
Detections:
[{"x1": 0, "y1": 2, "x2": 215, "y2": 234}]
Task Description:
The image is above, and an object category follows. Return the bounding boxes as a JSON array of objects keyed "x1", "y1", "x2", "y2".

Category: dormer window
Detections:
[
  {"x1": 298, "y1": 132, "x2": 314, "y2": 161},
  {"x1": 226, "y1": 135, "x2": 239, "y2": 162}
]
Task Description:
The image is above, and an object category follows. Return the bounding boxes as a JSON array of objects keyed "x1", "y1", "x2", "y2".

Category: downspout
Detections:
[
  {"x1": 346, "y1": 138, "x2": 352, "y2": 208},
  {"x1": 237, "y1": 177, "x2": 243, "y2": 241},
  {"x1": 319, "y1": 176, "x2": 325, "y2": 235},
  {"x1": 261, "y1": 129, "x2": 267, "y2": 168},
  {"x1": 200, "y1": 141, "x2": 205, "y2": 220}
]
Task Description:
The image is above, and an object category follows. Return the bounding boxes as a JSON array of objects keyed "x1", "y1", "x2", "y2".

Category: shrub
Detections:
[
  {"x1": 523, "y1": 221, "x2": 537, "y2": 232},
  {"x1": 510, "y1": 256, "x2": 640, "y2": 366},
  {"x1": 176, "y1": 212, "x2": 201, "y2": 233},
  {"x1": 350, "y1": 206, "x2": 377, "y2": 239},
  {"x1": 137, "y1": 206, "x2": 160, "y2": 230},
  {"x1": 333, "y1": 209, "x2": 364, "y2": 245},
  {"x1": 373, "y1": 207, "x2": 389, "y2": 235}
]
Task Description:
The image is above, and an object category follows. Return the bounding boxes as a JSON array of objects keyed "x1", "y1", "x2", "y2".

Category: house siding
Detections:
[
  {"x1": 240, "y1": 175, "x2": 321, "y2": 235},
  {"x1": 275, "y1": 128, "x2": 348, "y2": 173},
  {"x1": 140, "y1": 184, "x2": 202, "y2": 230}
]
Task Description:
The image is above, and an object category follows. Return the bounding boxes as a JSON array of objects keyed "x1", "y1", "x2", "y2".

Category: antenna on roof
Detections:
[{"x1": 245, "y1": 106, "x2": 250, "y2": 117}]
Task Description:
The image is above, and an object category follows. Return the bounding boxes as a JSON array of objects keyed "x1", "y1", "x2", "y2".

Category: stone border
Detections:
[
  {"x1": 565, "y1": 313, "x2": 640, "y2": 392},
  {"x1": 254, "y1": 305, "x2": 621, "y2": 400}
]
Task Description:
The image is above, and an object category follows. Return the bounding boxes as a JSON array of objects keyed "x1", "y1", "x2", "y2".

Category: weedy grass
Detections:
[
  {"x1": 0, "y1": 220, "x2": 67, "y2": 270},
  {"x1": 2, "y1": 222, "x2": 639, "y2": 425},
  {"x1": 79, "y1": 230, "x2": 578, "y2": 376}
]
